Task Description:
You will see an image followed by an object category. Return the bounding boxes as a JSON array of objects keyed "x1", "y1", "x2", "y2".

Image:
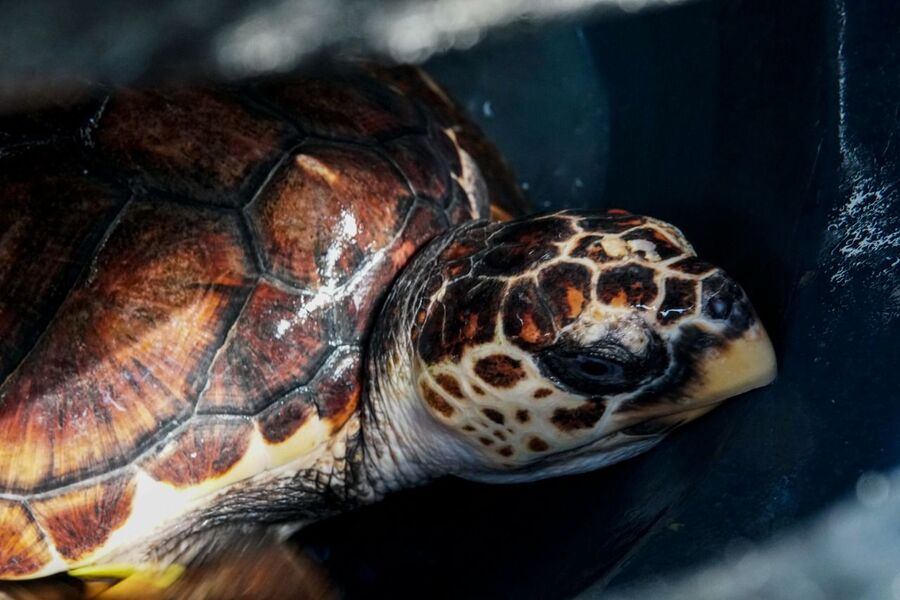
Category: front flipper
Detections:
[
  {"x1": 67, "y1": 541, "x2": 334, "y2": 599},
  {"x1": 70, "y1": 563, "x2": 184, "y2": 599}
]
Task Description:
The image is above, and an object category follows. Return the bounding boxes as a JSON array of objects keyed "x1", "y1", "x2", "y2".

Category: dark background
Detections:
[{"x1": 295, "y1": 0, "x2": 900, "y2": 597}]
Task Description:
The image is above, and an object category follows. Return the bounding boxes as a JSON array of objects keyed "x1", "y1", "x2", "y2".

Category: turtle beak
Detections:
[{"x1": 680, "y1": 323, "x2": 777, "y2": 419}]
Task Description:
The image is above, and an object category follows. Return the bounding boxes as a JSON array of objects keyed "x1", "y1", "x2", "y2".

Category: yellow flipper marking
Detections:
[{"x1": 70, "y1": 563, "x2": 185, "y2": 598}]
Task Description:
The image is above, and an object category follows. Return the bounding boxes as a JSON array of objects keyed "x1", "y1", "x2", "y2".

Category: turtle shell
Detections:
[{"x1": 0, "y1": 66, "x2": 500, "y2": 578}]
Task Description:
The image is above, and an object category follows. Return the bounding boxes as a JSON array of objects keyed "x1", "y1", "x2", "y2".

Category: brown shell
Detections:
[{"x1": 0, "y1": 65, "x2": 492, "y2": 577}]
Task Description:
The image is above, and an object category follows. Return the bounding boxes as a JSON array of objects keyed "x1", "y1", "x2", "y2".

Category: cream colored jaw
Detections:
[
  {"x1": 685, "y1": 324, "x2": 777, "y2": 407},
  {"x1": 607, "y1": 323, "x2": 777, "y2": 429}
]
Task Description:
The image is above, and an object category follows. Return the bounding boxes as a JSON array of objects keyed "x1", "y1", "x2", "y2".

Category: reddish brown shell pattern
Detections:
[{"x1": 0, "y1": 66, "x2": 491, "y2": 577}]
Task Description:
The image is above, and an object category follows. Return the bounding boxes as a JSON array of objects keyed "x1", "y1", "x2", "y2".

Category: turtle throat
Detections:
[{"x1": 352, "y1": 232, "x2": 478, "y2": 501}]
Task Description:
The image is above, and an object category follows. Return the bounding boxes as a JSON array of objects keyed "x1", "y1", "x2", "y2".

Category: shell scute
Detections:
[
  {"x1": 30, "y1": 473, "x2": 136, "y2": 562},
  {"x1": 94, "y1": 89, "x2": 294, "y2": 206},
  {"x1": 198, "y1": 280, "x2": 332, "y2": 415},
  {"x1": 0, "y1": 201, "x2": 256, "y2": 492},
  {"x1": 312, "y1": 350, "x2": 362, "y2": 424},
  {"x1": 384, "y1": 135, "x2": 453, "y2": 202},
  {"x1": 255, "y1": 74, "x2": 424, "y2": 142},
  {"x1": 257, "y1": 389, "x2": 317, "y2": 445},
  {"x1": 0, "y1": 500, "x2": 52, "y2": 578},
  {"x1": 0, "y1": 148, "x2": 124, "y2": 384},
  {"x1": 333, "y1": 200, "x2": 449, "y2": 341},
  {"x1": 143, "y1": 420, "x2": 254, "y2": 488},
  {"x1": 247, "y1": 143, "x2": 413, "y2": 291}
]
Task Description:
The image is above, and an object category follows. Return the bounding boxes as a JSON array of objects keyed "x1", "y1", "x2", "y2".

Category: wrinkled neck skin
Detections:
[{"x1": 348, "y1": 230, "x2": 476, "y2": 502}]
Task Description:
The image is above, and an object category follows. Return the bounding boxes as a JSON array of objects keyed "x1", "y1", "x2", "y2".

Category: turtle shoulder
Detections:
[{"x1": 0, "y1": 66, "x2": 488, "y2": 578}]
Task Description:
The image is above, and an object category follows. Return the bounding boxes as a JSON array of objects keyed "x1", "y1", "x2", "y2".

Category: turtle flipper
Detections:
[
  {"x1": 163, "y1": 542, "x2": 335, "y2": 600},
  {"x1": 70, "y1": 563, "x2": 184, "y2": 599},
  {"x1": 66, "y1": 541, "x2": 335, "y2": 600}
]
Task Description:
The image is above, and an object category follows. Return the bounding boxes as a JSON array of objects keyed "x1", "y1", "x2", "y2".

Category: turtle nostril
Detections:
[{"x1": 707, "y1": 296, "x2": 733, "y2": 320}]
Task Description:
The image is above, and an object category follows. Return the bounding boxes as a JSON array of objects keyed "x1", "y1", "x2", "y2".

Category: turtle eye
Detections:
[
  {"x1": 571, "y1": 354, "x2": 626, "y2": 379},
  {"x1": 538, "y1": 344, "x2": 634, "y2": 396}
]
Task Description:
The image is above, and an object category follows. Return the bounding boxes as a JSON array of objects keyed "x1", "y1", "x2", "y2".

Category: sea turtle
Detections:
[{"x1": 0, "y1": 64, "x2": 776, "y2": 588}]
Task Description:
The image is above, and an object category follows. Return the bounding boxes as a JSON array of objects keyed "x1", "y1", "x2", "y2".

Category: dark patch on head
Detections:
[
  {"x1": 475, "y1": 242, "x2": 558, "y2": 278},
  {"x1": 498, "y1": 446, "x2": 514, "y2": 457},
  {"x1": 670, "y1": 256, "x2": 717, "y2": 275},
  {"x1": 491, "y1": 216, "x2": 574, "y2": 246},
  {"x1": 575, "y1": 211, "x2": 647, "y2": 233},
  {"x1": 493, "y1": 431, "x2": 507, "y2": 441},
  {"x1": 472, "y1": 217, "x2": 573, "y2": 277},
  {"x1": 423, "y1": 272, "x2": 444, "y2": 297},
  {"x1": 597, "y1": 264, "x2": 658, "y2": 308},
  {"x1": 473, "y1": 385, "x2": 485, "y2": 395},
  {"x1": 462, "y1": 425, "x2": 476, "y2": 432},
  {"x1": 571, "y1": 235, "x2": 612, "y2": 262},
  {"x1": 528, "y1": 437, "x2": 550, "y2": 452},
  {"x1": 622, "y1": 227, "x2": 683, "y2": 260},
  {"x1": 421, "y1": 382, "x2": 454, "y2": 417},
  {"x1": 416, "y1": 301, "x2": 447, "y2": 364},
  {"x1": 474, "y1": 355, "x2": 526, "y2": 388},
  {"x1": 440, "y1": 221, "x2": 494, "y2": 258},
  {"x1": 658, "y1": 278, "x2": 698, "y2": 325},
  {"x1": 443, "y1": 259, "x2": 471, "y2": 280},
  {"x1": 516, "y1": 409, "x2": 531, "y2": 423},
  {"x1": 435, "y1": 373, "x2": 465, "y2": 399},
  {"x1": 701, "y1": 273, "x2": 755, "y2": 337},
  {"x1": 418, "y1": 278, "x2": 504, "y2": 364},
  {"x1": 478, "y1": 437, "x2": 494, "y2": 446},
  {"x1": 533, "y1": 388, "x2": 553, "y2": 399},
  {"x1": 538, "y1": 262, "x2": 593, "y2": 328},
  {"x1": 441, "y1": 239, "x2": 480, "y2": 262},
  {"x1": 618, "y1": 325, "x2": 722, "y2": 411},
  {"x1": 482, "y1": 408, "x2": 506, "y2": 424},
  {"x1": 551, "y1": 402, "x2": 606, "y2": 431},
  {"x1": 502, "y1": 280, "x2": 556, "y2": 350}
]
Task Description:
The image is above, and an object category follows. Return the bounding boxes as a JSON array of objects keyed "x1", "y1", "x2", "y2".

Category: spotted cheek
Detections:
[
  {"x1": 419, "y1": 349, "x2": 612, "y2": 466},
  {"x1": 416, "y1": 350, "x2": 536, "y2": 462}
]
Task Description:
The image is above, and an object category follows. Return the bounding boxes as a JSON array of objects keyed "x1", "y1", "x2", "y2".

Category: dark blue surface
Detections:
[{"x1": 299, "y1": 0, "x2": 900, "y2": 596}]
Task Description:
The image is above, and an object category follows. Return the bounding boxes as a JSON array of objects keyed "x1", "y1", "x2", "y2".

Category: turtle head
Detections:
[{"x1": 410, "y1": 210, "x2": 776, "y2": 482}]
